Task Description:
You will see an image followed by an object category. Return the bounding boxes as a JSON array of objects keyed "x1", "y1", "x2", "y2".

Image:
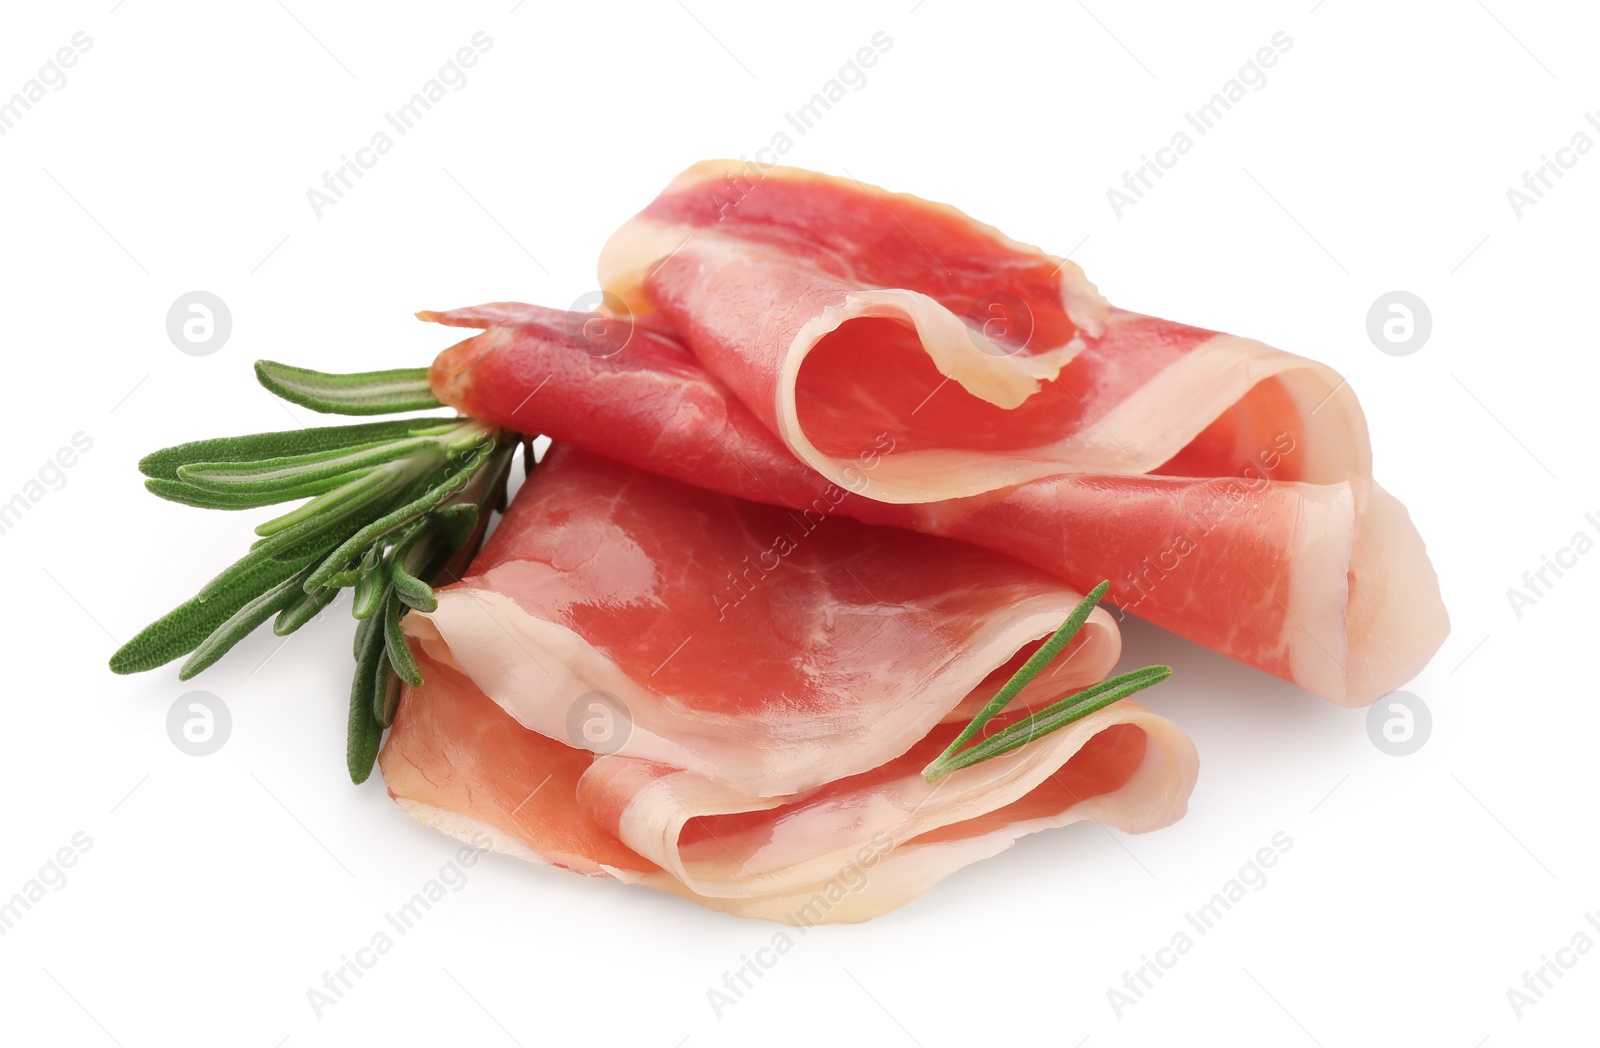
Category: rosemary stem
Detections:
[
  {"x1": 920, "y1": 581, "x2": 1174, "y2": 783},
  {"x1": 929, "y1": 582, "x2": 1111, "y2": 770}
]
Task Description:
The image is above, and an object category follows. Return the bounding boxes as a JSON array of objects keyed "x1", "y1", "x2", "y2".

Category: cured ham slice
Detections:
[
  {"x1": 379, "y1": 444, "x2": 1197, "y2": 922},
  {"x1": 423, "y1": 303, "x2": 1446, "y2": 706},
  {"x1": 596, "y1": 161, "x2": 1370, "y2": 506}
]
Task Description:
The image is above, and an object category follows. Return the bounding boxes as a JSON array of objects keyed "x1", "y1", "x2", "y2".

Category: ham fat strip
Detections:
[
  {"x1": 425, "y1": 304, "x2": 1445, "y2": 706},
  {"x1": 380, "y1": 445, "x2": 1198, "y2": 923}
]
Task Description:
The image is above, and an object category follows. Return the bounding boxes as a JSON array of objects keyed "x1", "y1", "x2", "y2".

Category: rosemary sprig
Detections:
[
  {"x1": 110, "y1": 361, "x2": 521, "y2": 784},
  {"x1": 923, "y1": 582, "x2": 1172, "y2": 783}
]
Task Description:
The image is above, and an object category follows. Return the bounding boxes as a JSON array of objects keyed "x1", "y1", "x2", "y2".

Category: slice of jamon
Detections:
[
  {"x1": 378, "y1": 444, "x2": 1198, "y2": 922},
  {"x1": 577, "y1": 707, "x2": 1192, "y2": 921},
  {"x1": 596, "y1": 161, "x2": 1371, "y2": 506},
  {"x1": 407, "y1": 444, "x2": 1130, "y2": 798},
  {"x1": 383, "y1": 653, "x2": 1193, "y2": 923},
  {"x1": 424, "y1": 305, "x2": 1447, "y2": 706}
]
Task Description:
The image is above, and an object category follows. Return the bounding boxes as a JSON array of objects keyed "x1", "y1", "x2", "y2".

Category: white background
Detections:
[{"x1": 1, "y1": 1, "x2": 1594, "y2": 1044}]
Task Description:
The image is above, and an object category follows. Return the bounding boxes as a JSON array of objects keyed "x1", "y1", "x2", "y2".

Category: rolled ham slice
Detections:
[
  {"x1": 424, "y1": 304, "x2": 1446, "y2": 706},
  {"x1": 379, "y1": 444, "x2": 1197, "y2": 922}
]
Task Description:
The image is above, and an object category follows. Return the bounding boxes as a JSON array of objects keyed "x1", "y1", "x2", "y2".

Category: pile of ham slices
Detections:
[{"x1": 378, "y1": 162, "x2": 1448, "y2": 924}]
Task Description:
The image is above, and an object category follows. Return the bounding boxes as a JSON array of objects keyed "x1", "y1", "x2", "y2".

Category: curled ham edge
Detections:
[
  {"x1": 408, "y1": 584, "x2": 1135, "y2": 792},
  {"x1": 390, "y1": 702, "x2": 1196, "y2": 924}
]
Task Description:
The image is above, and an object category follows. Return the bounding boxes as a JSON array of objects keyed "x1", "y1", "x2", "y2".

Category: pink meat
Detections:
[
  {"x1": 380, "y1": 444, "x2": 1197, "y2": 922},
  {"x1": 597, "y1": 161, "x2": 1374, "y2": 506},
  {"x1": 425, "y1": 303, "x2": 1445, "y2": 706}
]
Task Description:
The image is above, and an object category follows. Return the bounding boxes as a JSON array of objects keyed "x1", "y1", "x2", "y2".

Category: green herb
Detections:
[
  {"x1": 923, "y1": 582, "x2": 1171, "y2": 783},
  {"x1": 110, "y1": 361, "x2": 520, "y2": 784},
  {"x1": 254, "y1": 360, "x2": 441, "y2": 415}
]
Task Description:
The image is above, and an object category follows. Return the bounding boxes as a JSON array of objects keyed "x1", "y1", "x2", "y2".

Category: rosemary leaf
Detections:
[
  {"x1": 374, "y1": 660, "x2": 404, "y2": 731},
  {"x1": 110, "y1": 546, "x2": 328, "y2": 674},
  {"x1": 391, "y1": 566, "x2": 437, "y2": 613},
  {"x1": 144, "y1": 477, "x2": 333, "y2": 512},
  {"x1": 383, "y1": 592, "x2": 424, "y2": 689},
  {"x1": 351, "y1": 545, "x2": 386, "y2": 620},
  {"x1": 254, "y1": 460, "x2": 418, "y2": 538},
  {"x1": 246, "y1": 507, "x2": 395, "y2": 582},
  {"x1": 178, "y1": 565, "x2": 317, "y2": 679},
  {"x1": 177, "y1": 439, "x2": 393, "y2": 483},
  {"x1": 139, "y1": 419, "x2": 447, "y2": 480},
  {"x1": 347, "y1": 612, "x2": 388, "y2": 784},
  {"x1": 176, "y1": 437, "x2": 441, "y2": 494},
  {"x1": 274, "y1": 585, "x2": 341, "y2": 636},
  {"x1": 390, "y1": 526, "x2": 439, "y2": 613},
  {"x1": 304, "y1": 445, "x2": 498, "y2": 590},
  {"x1": 321, "y1": 567, "x2": 362, "y2": 588},
  {"x1": 257, "y1": 360, "x2": 442, "y2": 416},
  {"x1": 119, "y1": 380, "x2": 521, "y2": 784},
  {"x1": 429, "y1": 503, "x2": 480, "y2": 549}
]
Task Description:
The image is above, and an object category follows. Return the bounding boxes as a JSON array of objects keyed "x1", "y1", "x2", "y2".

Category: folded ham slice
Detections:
[
  {"x1": 379, "y1": 444, "x2": 1197, "y2": 922},
  {"x1": 586, "y1": 162, "x2": 1447, "y2": 703},
  {"x1": 424, "y1": 304, "x2": 1446, "y2": 706},
  {"x1": 597, "y1": 161, "x2": 1372, "y2": 506}
]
